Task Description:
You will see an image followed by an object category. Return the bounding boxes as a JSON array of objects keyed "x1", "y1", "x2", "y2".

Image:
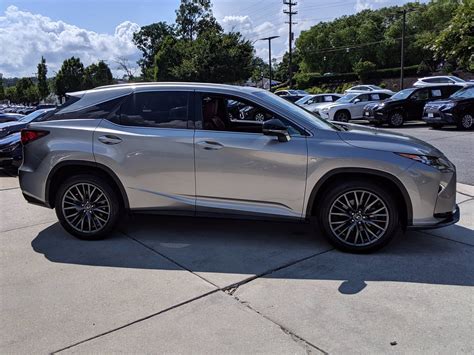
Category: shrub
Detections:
[{"x1": 353, "y1": 60, "x2": 377, "y2": 82}]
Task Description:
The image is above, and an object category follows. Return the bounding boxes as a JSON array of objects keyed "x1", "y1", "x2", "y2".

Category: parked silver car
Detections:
[{"x1": 19, "y1": 83, "x2": 459, "y2": 252}]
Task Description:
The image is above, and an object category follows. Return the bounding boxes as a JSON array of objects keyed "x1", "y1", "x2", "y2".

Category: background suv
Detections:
[
  {"x1": 19, "y1": 83, "x2": 458, "y2": 253},
  {"x1": 364, "y1": 85, "x2": 463, "y2": 127},
  {"x1": 413, "y1": 75, "x2": 469, "y2": 87},
  {"x1": 423, "y1": 85, "x2": 474, "y2": 130},
  {"x1": 319, "y1": 91, "x2": 392, "y2": 122}
]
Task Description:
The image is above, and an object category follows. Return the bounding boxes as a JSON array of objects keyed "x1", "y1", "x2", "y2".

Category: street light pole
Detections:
[
  {"x1": 260, "y1": 36, "x2": 280, "y2": 92},
  {"x1": 400, "y1": 9, "x2": 406, "y2": 90}
]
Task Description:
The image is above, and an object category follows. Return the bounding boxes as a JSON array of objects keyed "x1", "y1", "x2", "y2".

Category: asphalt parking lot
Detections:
[{"x1": 1, "y1": 126, "x2": 473, "y2": 354}]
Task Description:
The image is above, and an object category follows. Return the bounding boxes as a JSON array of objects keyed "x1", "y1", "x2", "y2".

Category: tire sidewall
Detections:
[
  {"x1": 55, "y1": 174, "x2": 121, "y2": 240},
  {"x1": 318, "y1": 181, "x2": 400, "y2": 253},
  {"x1": 389, "y1": 111, "x2": 404, "y2": 127},
  {"x1": 335, "y1": 110, "x2": 350, "y2": 122}
]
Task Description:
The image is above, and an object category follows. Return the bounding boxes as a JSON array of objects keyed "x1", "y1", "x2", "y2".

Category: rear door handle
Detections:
[
  {"x1": 197, "y1": 140, "x2": 224, "y2": 150},
  {"x1": 98, "y1": 135, "x2": 122, "y2": 145}
]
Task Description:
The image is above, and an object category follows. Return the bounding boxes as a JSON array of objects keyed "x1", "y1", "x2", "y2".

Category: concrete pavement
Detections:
[{"x1": 1, "y1": 169, "x2": 473, "y2": 353}]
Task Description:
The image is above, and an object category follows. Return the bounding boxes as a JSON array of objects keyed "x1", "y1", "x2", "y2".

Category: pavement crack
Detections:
[
  {"x1": 232, "y1": 295, "x2": 328, "y2": 354},
  {"x1": 51, "y1": 289, "x2": 220, "y2": 354}
]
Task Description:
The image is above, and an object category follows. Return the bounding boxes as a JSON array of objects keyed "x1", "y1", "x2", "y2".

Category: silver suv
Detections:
[{"x1": 19, "y1": 83, "x2": 459, "y2": 252}]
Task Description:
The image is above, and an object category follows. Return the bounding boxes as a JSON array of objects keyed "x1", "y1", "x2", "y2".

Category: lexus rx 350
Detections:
[{"x1": 19, "y1": 83, "x2": 459, "y2": 252}]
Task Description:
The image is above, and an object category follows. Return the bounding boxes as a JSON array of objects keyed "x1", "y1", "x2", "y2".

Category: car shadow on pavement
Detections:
[{"x1": 31, "y1": 215, "x2": 474, "y2": 294}]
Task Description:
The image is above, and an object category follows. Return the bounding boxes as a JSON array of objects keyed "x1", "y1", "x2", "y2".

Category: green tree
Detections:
[
  {"x1": 54, "y1": 57, "x2": 85, "y2": 102},
  {"x1": 432, "y1": 0, "x2": 474, "y2": 70},
  {"x1": 37, "y1": 56, "x2": 49, "y2": 100},
  {"x1": 175, "y1": 0, "x2": 221, "y2": 41},
  {"x1": 0, "y1": 76, "x2": 4, "y2": 101},
  {"x1": 15, "y1": 78, "x2": 36, "y2": 104},
  {"x1": 83, "y1": 61, "x2": 114, "y2": 89},
  {"x1": 5, "y1": 86, "x2": 18, "y2": 103},
  {"x1": 353, "y1": 60, "x2": 377, "y2": 82},
  {"x1": 133, "y1": 22, "x2": 174, "y2": 77}
]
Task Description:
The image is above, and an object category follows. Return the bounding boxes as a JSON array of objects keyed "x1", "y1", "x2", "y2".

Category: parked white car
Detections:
[
  {"x1": 318, "y1": 91, "x2": 392, "y2": 121},
  {"x1": 413, "y1": 76, "x2": 469, "y2": 87},
  {"x1": 345, "y1": 85, "x2": 395, "y2": 95},
  {"x1": 295, "y1": 93, "x2": 342, "y2": 108}
]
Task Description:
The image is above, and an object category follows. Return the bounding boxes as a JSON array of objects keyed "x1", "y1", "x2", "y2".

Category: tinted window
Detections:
[
  {"x1": 370, "y1": 93, "x2": 381, "y2": 100},
  {"x1": 41, "y1": 96, "x2": 123, "y2": 121},
  {"x1": 411, "y1": 89, "x2": 429, "y2": 100},
  {"x1": 324, "y1": 95, "x2": 334, "y2": 102},
  {"x1": 430, "y1": 89, "x2": 442, "y2": 98},
  {"x1": 198, "y1": 93, "x2": 304, "y2": 135},
  {"x1": 116, "y1": 92, "x2": 189, "y2": 128},
  {"x1": 358, "y1": 94, "x2": 370, "y2": 102}
]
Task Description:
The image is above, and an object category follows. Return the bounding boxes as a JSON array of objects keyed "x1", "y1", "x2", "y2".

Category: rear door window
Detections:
[
  {"x1": 430, "y1": 89, "x2": 442, "y2": 98},
  {"x1": 370, "y1": 93, "x2": 381, "y2": 101},
  {"x1": 115, "y1": 91, "x2": 190, "y2": 129}
]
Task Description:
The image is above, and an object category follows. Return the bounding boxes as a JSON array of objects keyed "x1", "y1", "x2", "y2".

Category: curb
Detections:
[{"x1": 457, "y1": 183, "x2": 474, "y2": 197}]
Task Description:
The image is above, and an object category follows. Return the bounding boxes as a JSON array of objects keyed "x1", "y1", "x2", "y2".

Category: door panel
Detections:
[{"x1": 194, "y1": 131, "x2": 308, "y2": 218}]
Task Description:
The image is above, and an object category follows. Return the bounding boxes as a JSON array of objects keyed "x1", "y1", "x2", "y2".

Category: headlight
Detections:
[
  {"x1": 441, "y1": 103, "x2": 455, "y2": 111},
  {"x1": 396, "y1": 153, "x2": 454, "y2": 172},
  {"x1": 378, "y1": 103, "x2": 385, "y2": 108}
]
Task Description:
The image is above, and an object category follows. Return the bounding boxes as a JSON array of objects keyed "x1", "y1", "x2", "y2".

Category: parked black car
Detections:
[
  {"x1": 364, "y1": 85, "x2": 463, "y2": 127},
  {"x1": 0, "y1": 109, "x2": 54, "y2": 167},
  {"x1": 0, "y1": 113, "x2": 24, "y2": 123},
  {"x1": 423, "y1": 86, "x2": 474, "y2": 130}
]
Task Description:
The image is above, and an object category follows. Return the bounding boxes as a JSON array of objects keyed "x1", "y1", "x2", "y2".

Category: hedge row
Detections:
[{"x1": 295, "y1": 65, "x2": 419, "y2": 88}]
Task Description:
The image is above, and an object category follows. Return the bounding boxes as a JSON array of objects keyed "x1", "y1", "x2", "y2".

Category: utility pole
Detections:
[
  {"x1": 283, "y1": 0, "x2": 297, "y2": 88},
  {"x1": 260, "y1": 36, "x2": 279, "y2": 91},
  {"x1": 399, "y1": 9, "x2": 406, "y2": 90}
]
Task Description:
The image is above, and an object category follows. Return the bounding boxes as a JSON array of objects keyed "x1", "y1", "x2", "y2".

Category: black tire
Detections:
[
  {"x1": 388, "y1": 111, "x2": 405, "y2": 127},
  {"x1": 429, "y1": 123, "x2": 443, "y2": 129},
  {"x1": 457, "y1": 114, "x2": 473, "y2": 130},
  {"x1": 55, "y1": 174, "x2": 121, "y2": 240},
  {"x1": 317, "y1": 180, "x2": 400, "y2": 253},
  {"x1": 334, "y1": 110, "x2": 351, "y2": 122}
]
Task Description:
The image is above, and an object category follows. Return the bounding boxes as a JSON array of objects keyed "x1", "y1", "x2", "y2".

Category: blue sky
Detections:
[{"x1": 0, "y1": 0, "x2": 420, "y2": 77}]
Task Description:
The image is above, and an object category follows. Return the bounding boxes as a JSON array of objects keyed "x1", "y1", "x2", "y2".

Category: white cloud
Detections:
[
  {"x1": 0, "y1": 6, "x2": 140, "y2": 77},
  {"x1": 355, "y1": 0, "x2": 389, "y2": 12}
]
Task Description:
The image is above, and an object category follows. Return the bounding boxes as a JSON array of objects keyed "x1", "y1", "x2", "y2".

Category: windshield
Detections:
[
  {"x1": 337, "y1": 93, "x2": 358, "y2": 103},
  {"x1": 254, "y1": 91, "x2": 340, "y2": 131},
  {"x1": 390, "y1": 88, "x2": 416, "y2": 100},
  {"x1": 450, "y1": 86, "x2": 474, "y2": 99},
  {"x1": 451, "y1": 76, "x2": 465, "y2": 83},
  {"x1": 295, "y1": 95, "x2": 313, "y2": 105},
  {"x1": 19, "y1": 109, "x2": 49, "y2": 123}
]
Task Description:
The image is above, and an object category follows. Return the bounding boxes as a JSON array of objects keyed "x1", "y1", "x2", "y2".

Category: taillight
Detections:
[{"x1": 21, "y1": 129, "x2": 49, "y2": 145}]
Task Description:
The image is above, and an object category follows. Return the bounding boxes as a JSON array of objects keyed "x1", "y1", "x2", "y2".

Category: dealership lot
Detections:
[{"x1": 1, "y1": 127, "x2": 473, "y2": 354}]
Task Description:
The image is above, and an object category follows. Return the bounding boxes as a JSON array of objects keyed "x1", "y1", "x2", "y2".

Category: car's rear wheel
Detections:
[
  {"x1": 317, "y1": 180, "x2": 400, "y2": 253},
  {"x1": 55, "y1": 174, "x2": 121, "y2": 240},
  {"x1": 388, "y1": 111, "x2": 404, "y2": 127},
  {"x1": 457, "y1": 114, "x2": 473, "y2": 130},
  {"x1": 334, "y1": 110, "x2": 350, "y2": 122}
]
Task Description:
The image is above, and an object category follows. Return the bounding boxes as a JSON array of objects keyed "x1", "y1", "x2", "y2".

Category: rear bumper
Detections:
[{"x1": 408, "y1": 204, "x2": 460, "y2": 230}]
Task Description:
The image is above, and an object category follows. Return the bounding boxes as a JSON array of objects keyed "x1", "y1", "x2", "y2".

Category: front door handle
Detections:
[
  {"x1": 98, "y1": 135, "x2": 122, "y2": 145},
  {"x1": 197, "y1": 140, "x2": 224, "y2": 150}
]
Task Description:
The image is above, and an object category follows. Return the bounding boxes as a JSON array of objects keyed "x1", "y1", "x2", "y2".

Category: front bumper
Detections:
[
  {"x1": 365, "y1": 109, "x2": 388, "y2": 122},
  {"x1": 408, "y1": 204, "x2": 460, "y2": 230},
  {"x1": 422, "y1": 108, "x2": 457, "y2": 124}
]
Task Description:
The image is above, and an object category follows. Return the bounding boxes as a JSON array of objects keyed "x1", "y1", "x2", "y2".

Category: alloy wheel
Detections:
[
  {"x1": 390, "y1": 112, "x2": 404, "y2": 127},
  {"x1": 61, "y1": 182, "x2": 111, "y2": 234},
  {"x1": 328, "y1": 190, "x2": 389, "y2": 246},
  {"x1": 461, "y1": 114, "x2": 473, "y2": 129},
  {"x1": 255, "y1": 112, "x2": 265, "y2": 122}
]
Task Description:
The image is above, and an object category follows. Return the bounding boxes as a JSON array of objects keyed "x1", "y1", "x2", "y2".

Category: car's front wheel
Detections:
[
  {"x1": 55, "y1": 174, "x2": 121, "y2": 240},
  {"x1": 388, "y1": 111, "x2": 405, "y2": 127},
  {"x1": 458, "y1": 114, "x2": 473, "y2": 130},
  {"x1": 318, "y1": 180, "x2": 400, "y2": 253},
  {"x1": 334, "y1": 110, "x2": 351, "y2": 122}
]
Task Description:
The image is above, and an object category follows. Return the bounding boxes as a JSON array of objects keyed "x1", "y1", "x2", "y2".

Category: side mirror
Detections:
[
  {"x1": 353, "y1": 98, "x2": 361, "y2": 104},
  {"x1": 263, "y1": 118, "x2": 291, "y2": 142}
]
